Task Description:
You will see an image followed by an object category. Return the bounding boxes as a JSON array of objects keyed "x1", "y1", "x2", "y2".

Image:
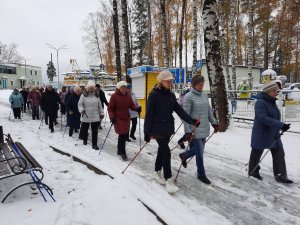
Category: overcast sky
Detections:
[{"x1": 0, "y1": 0, "x2": 100, "y2": 82}]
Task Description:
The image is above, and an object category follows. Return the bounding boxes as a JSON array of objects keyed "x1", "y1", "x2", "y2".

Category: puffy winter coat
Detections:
[
  {"x1": 20, "y1": 90, "x2": 28, "y2": 102},
  {"x1": 96, "y1": 88, "x2": 109, "y2": 108},
  {"x1": 9, "y1": 93, "x2": 24, "y2": 108},
  {"x1": 108, "y1": 89, "x2": 138, "y2": 134},
  {"x1": 28, "y1": 90, "x2": 41, "y2": 106},
  {"x1": 129, "y1": 92, "x2": 139, "y2": 118},
  {"x1": 251, "y1": 92, "x2": 284, "y2": 150},
  {"x1": 144, "y1": 85, "x2": 194, "y2": 137},
  {"x1": 78, "y1": 91, "x2": 104, "y2": 123},
  {"x1": 66, "y1": 93, "x2": 81, "y2": 129},
  {"x1": 183, "y1": 88, "x2": 217, "y2": 139},
  {"x1": 40, "y1": 89, "x2": 61, "y2": 116}
]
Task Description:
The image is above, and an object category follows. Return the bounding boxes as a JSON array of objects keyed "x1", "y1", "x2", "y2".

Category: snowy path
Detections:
[{"x1": 1, "y1": 90, "x2": 300, "y2": 225}]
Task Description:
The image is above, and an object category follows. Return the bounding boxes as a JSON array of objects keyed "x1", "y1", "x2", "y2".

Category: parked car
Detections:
[{"x1": 282, "y1": 83, "x2": 300, "y2": 94}]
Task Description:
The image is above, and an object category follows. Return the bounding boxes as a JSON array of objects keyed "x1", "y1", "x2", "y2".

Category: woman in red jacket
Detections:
[{"x1": 108, "y1": 81, "x2": 141, "y2": 161}]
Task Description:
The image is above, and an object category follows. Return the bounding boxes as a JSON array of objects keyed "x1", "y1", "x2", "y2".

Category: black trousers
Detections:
[
  {"x1": 118, "y1": 134, "x2": 128, "y2": 155},
  {"x1": 13, "y1": 108, "x2": 21, "y2": 119},
  {"x1": 48, "y1": 114, "x2": 56, "y2": 131},
  {"x1": 155, "y1": 137, "x2": 172, "y2": 180},
  {"x1": 22, "y1": 100, "x2": 27, "y2": 112},
  {"x1": 32, "y1": 105, "x2": 39, "y2": 119},
  {"x1": 248, "y1": 146, "x2": 287, "y2": 178},
  {"x1": 129, "y1": 117, "x2": 137, "y2": 137},
  {"x1": 81, "y1": 122, "x2": 100, "y2": 146}
]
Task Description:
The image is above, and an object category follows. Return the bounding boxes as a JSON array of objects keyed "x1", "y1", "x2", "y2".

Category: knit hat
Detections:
[
  {"x1": 127, "y1": 83, "x2": 132, "y2": 89},
  {"x1": 157, "y1": 70, "x2": 174, "y2": 82},
  {"x1": 191, "y1": 75, "x2": 205, "y2": 88},
  {"x1": 86, "y1": 80, "x2": 95, "y2": 88},
  {"x1": 116, "y1": 81, "x2": 127, "y2": 89},
  {"x1": 262, "y1": 82, "x2": 279, "y2": 93}
]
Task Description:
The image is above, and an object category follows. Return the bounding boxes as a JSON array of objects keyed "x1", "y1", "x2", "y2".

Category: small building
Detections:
[{"x1": 0, "y1": 63, "x2": 42, "y2": 89}]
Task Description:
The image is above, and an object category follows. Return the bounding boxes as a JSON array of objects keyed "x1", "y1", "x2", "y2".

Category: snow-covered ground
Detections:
[{"x1": 0, "y1": 89, "x2": 300, "y2": 225}]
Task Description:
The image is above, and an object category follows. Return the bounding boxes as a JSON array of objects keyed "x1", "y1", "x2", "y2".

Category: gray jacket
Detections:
[
  {"x1": 183, "y1": 88, "x2": 217, "y2": 139},
  {"x1": 78, "y1": 92, "x2": 104, "y2": 123},
  {"x1": 129, "y1": 92, "x2": 139, "y2": 118}
]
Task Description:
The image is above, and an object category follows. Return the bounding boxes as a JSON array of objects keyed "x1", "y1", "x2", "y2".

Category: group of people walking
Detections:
[{"x1": 8, "y1": 70, "x2": 294, "y2": 194}]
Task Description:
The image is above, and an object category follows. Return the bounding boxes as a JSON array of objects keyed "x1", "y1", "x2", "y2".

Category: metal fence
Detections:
[{"x1": 228, "y1": 90, "x2": 300, "y2": 122}]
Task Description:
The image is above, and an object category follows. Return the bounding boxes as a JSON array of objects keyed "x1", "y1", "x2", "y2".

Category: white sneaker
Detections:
[
  {"x1": 153, "y1": 171, "x2": 165, "y2": 185},
  {"x1": 165, "y1": 178, "x2": 179, "y2": 194}
]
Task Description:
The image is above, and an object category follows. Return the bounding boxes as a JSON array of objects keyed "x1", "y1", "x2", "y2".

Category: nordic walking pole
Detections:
[
  {"x1": 122, "y1": 142, "x2": 148, "y2": 174},
  {"x1": 170, "y1": 122, "x2": 183, "y2": 142},
  {"x1": 103, "y1": 109, "x2": 108, "y2": 127},
  {"x1": 8, "y1": 108, "x2": 12, "y2": 120},
  {"x1": 99, "y1": 122, "x2": 113, "y2": 155},
  {"x1": 138, "y1": 113, "x2": 141, "y2": 150},
  {"x1": 248, "y1": 131, "x2": 284, "y2": 178},
  {"x1": 39, "y1": 112, "x2": 44, "y2": 129}
]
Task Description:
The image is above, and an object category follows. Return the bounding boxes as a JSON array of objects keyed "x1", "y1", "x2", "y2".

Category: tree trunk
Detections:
[
  {"x1": 192, "y1": 0, "x2": 198, "y2": 76},
  {"x1": 91, "y1": 13, "x2": 103, "y2": 65},
  {"x1": 230, "y1": 0, "x2": 237, "y2": 91},
  {"x1": 160, "y1": 0, "x2": 169, "y2": 68},
  {"x1": 247, "y1": 0, "x2": 253, "y2": 88},
  {"x1": 147, "y1": 0, "x2": 153, "y2": 65},
  {"x1": 264, "y1": 28, "x2": 269, "y2": 70},
  {"x1": 203, "y1": 0, "x2": 230, "y2": 132},
  {"x1": 179, "y1": 0, "x2": 187, "y2": 84},
  {"x1": 112, "y1": 0, "x2": 122, "y2": 81},
  {"x1": 121, "y1": 0, "x2": 132, "y2": 83}
]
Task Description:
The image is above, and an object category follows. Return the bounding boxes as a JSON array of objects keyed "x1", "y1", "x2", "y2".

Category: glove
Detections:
[
  {"x1": 136, "y1": 106, "x2": 142, "y2": 114},
  {"x1": 81, "y1": 110, "x2": 85, "y2": 115},
  {"x1": 184, "y1": 133, "x2": 193, "y2": 141},
  {"x1": 69, "y1": 111, "x2": 73, "y2": 115},
  {"x1": 193, "y1": 119, "x2": 200, "y2": 127},
  {"x1": 110, "y1": 118, "x2": 116, "y2": 124},
  {"x1": 212, "y1": 124, "x2": 219, "y2": 133},
  {"x1": 282, "y1": 123, "x2": 290, "y2": 132},
  {"x1": 100, "y1": 115, "x2": 104, "y2": 120},
  {"x1": 144, "y1": 134, "x2": 151, "y2": 143}
]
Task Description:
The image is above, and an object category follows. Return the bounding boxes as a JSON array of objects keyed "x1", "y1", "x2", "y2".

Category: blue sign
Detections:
[
  {"x1": 169, "y1": 68, "x2": 185, "y2": 84},
  {"x1": 196, "y1": 60, "x2": 203, "y2": 70}
]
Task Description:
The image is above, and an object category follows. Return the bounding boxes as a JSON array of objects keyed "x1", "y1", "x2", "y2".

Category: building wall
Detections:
[{"x1": 0, "y1": 63, "x2": 42, "y2": 89}]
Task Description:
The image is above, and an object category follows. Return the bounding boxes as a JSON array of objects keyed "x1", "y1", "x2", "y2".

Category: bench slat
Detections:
[
  {"x1": 15, "y1": 142, "x2": 42, "y2": 169},
  {"x1": 1, "y1": 144, "x2": 20, "y2": 173}
]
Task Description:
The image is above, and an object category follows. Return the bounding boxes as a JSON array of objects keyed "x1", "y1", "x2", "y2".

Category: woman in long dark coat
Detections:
[
  {"x1": 66, "y1": 86, "x2": 82, "y2": 137},
  {"x1": 248, "y1": 81, "x2": 293, "y2": 183}
]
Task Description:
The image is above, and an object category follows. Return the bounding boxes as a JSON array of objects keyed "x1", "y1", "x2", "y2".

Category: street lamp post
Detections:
[
  {"x1": 46, "y1": 43, "x2": 68, "y2": 90},
  {"x1": 21, "y1": 58, "x2": 33, "y2": 87}
]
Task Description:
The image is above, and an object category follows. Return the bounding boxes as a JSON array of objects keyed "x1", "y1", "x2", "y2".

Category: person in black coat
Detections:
[
  {"x1": 144, "y1": 71, "x2": 200, "y2": 194},
  {"x1": 66, "y1": 86, "x2": 82, "y2": 137},
  {"x1": 20, "y1": 87, "x2": 29, "y2": 112},
  {"x1": 40, "y1": 84, "x2": 61, "y2": 133},
  {"x1": 96, "y1": 84, "x2": 109, "y2": 129}
]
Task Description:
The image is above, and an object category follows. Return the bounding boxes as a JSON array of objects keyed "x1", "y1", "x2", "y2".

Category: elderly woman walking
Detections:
[
  {"x1": 144, "y1": 71, "x2": 200, "y2": 194},
  {"x1": 78, "y1": 81, "x2": 104, "y2": 150},
  {"x1": 9, "y1": 88, "x2": 24, "y2": 120},
  {"x1": 28, "y1": 86, "x2": 41, "y2": 120},
  {"x1": 248, "y1": 82, "x2": 293, "y2": 183},
  {"x1": 66, "y1": 86, "x2": 82, "y2": 137},
  {"x1": 178, "y1": 75, "x2": 219, "y2": 185},
  {"x1": 108, "y1": 81, "x2": 141, "y2": 161}
]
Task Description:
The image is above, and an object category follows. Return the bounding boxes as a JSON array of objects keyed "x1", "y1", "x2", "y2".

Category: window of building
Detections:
[
  {"x1": 10, "y1": 81, "x2": 14, "y2": 86},
  {"x1": 0, "y1": 80, "x2": 2, "y2": 85},
  {"x1": 30, "y1": 70, "x2": 32, "y2": 75},
  {"x1": 0, "y1": 65, "x2": 16, "y2": 74},
  {"x1": 35, "y1": 71, "x2": 37, "y2": 76},
  {"x1": 37, "y1": 81, "x2": 40, "y2": 86},
  {"x1": 32, "y1": 81, "x2": 36, "y2": 85}
]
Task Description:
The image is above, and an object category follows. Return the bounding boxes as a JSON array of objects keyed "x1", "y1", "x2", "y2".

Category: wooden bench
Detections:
[{"x1": 0, "y1": 126, "x2": 53, "y2": 203}]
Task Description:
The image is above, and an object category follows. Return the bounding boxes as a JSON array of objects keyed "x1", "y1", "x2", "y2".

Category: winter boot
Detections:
[
  {"x1": 198, "y1": 175, "x2": 211, "y2": 185},
  {"x1": 179, "y1": 153, "x2": 187, "y2": 168},
  {"x1": 165, "y1": 178, "x2": 179, "y2": 194},
  {"x1": 126, "y1": 138, "x2": 131, "y2": 142},
  {"x1": 69, "y1": 130, "x2": 73, "y2": 137},
  {"x1": 121, "y1": 154, "x2": 128, "y2": 161},
  {"x1": 83, "y1": 140, "x2": 87, "y2": 145},
  {"x1": 130, "y1": 135, "x2": 136, "y2": 140},
  {"x1": 275, "y1": 174, "x2": 293, "y2": 184},
  {"x1": 178, "y1": 140, "x2": 185, "y2": 149},
  {"x1": 251, "y1": 173, "x2": 263, "y2": 181},
  {"x1": 50, "y1": 128, "x2": 54, "y2": 133},
  {"x1": 93, "y1": 145, "x2": 99, "y2": 150},
  {"x1": 153, "y1": 171, "x2": 166, "y2": 185}
]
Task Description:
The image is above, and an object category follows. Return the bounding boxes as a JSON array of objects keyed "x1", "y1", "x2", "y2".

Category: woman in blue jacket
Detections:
[
  {"x1": 9, "y1": 89, "x2": 24, "y2": 119},
  {"x1": 248, "y1": 82, "x2": 293, "y2": 183}
]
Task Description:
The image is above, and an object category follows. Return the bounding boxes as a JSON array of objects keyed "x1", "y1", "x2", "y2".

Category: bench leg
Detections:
[{"x1": 1, "y1": 181, "x2": 53, "y2": 203}]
